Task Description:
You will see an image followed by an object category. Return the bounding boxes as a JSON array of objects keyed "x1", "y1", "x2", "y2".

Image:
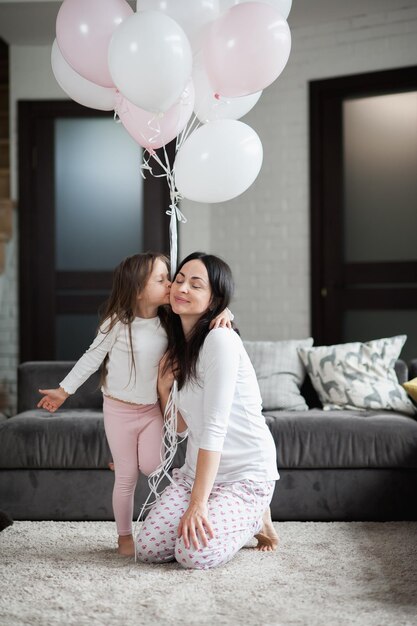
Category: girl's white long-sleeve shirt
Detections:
[
  {"x1": 177, "y1": 328, "x2": 279, "y2": 484},
  {"x1": 59, "y1": 317, "x2": 168, "y2": 404}
]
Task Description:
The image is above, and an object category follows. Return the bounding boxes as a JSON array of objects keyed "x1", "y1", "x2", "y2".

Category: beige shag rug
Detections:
[{"x1": 0, "y1": 521, "x2": 416, "y2": 626}]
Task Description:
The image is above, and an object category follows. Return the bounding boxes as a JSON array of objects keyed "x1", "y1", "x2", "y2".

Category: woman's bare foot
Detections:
[
  {"x1": 118, "y1": 534, "x2": 135, "y2": 556},
  {"x1": 254, "y1": 507, "x2": 279, "y2": 552}
]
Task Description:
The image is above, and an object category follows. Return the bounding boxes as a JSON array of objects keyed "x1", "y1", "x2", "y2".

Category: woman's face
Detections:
[{"x1": 170, "y1": 259, "x2": 212, "y2": 318}]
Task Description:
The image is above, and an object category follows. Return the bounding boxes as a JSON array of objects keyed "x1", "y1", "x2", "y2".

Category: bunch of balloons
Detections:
[{"x1": 52, "y1": 0, "x2": 292, "y2": 267}]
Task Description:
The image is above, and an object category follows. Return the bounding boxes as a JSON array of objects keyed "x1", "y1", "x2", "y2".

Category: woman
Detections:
[{"x1": 136, "y1": 252, "x2": 279, "y2": 569}]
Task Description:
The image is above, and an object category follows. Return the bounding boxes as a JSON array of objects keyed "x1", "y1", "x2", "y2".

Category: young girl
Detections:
[{"x1": 37, "y1": 252, "x2": 231, "y2": 557}]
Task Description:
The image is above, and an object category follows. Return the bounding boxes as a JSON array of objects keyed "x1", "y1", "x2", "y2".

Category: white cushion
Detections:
[{"x1": 244, "y1": 338, "x2": 314, "y2": 411}]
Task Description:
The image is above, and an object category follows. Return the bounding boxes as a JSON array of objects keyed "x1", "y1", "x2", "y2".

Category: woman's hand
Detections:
[
  {"x1": 178, "y1": 500, "x2": 215, "y2": 550},
  {"x1": 210, "y1": 307, "x2": 233, "y2": 330},
  {"x1": 158, "y1": 352, "x2": 174, "y2": 396},
  {"x1": 37, "y1": 387, "x2": 69, "y2": 413}
]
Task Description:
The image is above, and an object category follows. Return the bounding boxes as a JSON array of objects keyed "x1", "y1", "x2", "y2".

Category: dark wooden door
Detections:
[
  {"x1": 19, "y1": 100, "x2": 173, "y2": 362},
  {"x1": 310, "y1": 66, "x2": 417, "y2": 362}
]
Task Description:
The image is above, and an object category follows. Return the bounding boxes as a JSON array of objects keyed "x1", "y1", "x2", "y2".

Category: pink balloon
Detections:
[
  {"x1": 204, "y1": 1, "x2": 291, "y2": 97},
  {"x1": 115, "y1": 83, "x2": 195, "y2": 151},
  {"x1": 56, "y1": 0, "x2": 133, "y2": 88}
]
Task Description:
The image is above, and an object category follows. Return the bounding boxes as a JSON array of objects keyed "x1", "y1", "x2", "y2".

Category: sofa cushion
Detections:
[
  {"x1": 265, "y1": 409, "x2": 417, "y2": 469},
  {"x1": 0, "y1": 409, "x2": 110, "y2": 469},
  {"x1": 298, "y1": 336, "x2": 416, "y2": 417},
  {"x1": 0, "y1": 409, "x2": 188, "y2": 471},
  {"x1": 244, "y1": 338, "x2": 314, "y2": 411}
]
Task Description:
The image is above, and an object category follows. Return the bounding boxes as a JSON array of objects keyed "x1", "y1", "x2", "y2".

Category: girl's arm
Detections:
[{"x1": 37, "y1": 320, "x2": 118, "y2": 413}]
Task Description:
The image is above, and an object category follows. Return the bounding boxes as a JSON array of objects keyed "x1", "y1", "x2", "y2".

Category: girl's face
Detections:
[
  {"x1": 138, "y1": 258, "x2": 171, "y2": 310},
  {"x1": 170, "y1": 259, "x2": 212, "y2": 318}
]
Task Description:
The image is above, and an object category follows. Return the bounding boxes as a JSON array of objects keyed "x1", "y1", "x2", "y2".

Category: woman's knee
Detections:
[
  {"x1": 174, "y1": 538, "x2": 211, "y2": 570},
  {"x1": 136, "y1": 538, "x2": 175, "y2": 564}
]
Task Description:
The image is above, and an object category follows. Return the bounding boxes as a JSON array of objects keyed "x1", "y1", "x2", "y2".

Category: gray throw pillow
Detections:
[
  {"x1": 298, "y1": 335, "x2": 417, "y2": 416},
  {"x1": 243, "y1": 338, "x2": 314, "y2": 411}
]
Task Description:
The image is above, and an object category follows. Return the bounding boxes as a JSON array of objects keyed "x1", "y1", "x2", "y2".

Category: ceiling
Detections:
[{"x1": 0, "y1": 0, "x2": 415, "y2": 46}]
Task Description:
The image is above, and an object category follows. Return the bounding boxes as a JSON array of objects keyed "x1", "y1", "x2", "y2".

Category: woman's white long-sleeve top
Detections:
[
  {"x1": 59, "y1": 316, "x2": 168, "y2": 404},
  {"x1": 178, "y1": 328, "x2": 279, "y2": 483}
]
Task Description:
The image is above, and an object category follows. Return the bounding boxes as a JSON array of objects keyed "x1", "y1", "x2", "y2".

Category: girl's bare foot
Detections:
[
  {"x1": 118, "y1": 534, "x2": 135, "y2": 556},
  {"x1": 254, "y1": 507, "x2": 279, "y2": 552}
]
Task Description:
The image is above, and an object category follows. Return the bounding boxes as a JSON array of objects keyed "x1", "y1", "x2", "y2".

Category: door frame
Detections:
[
  {"x1": 18, "y1": 99, "x2": 173, "y2": 362},
  {"x1": 309, "y1": 66, "x2": 417, "y2": 345}
]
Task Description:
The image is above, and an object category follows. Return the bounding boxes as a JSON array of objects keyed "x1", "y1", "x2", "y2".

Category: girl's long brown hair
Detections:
[{"x1": 98, "y1": 252, "x2": 170, "y2": 387}]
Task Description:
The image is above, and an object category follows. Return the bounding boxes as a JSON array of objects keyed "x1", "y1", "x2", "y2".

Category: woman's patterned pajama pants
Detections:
[{"x1": 136, "y1": 469, "x2": 275, "y2": 570}]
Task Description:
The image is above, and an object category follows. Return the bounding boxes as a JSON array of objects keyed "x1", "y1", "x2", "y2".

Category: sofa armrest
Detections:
[
  {"x1": 395, "y1": 359, "x2": 408, "y2": 385},
  {"x1": 18, "y1": 361, "x2": 103, "y2": 413},
  {"x1": 408, "y1": 359, "x2": 417, "y2": 381}
]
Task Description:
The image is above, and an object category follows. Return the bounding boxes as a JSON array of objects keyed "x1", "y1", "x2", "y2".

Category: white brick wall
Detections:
[
  {"x1": 180, "y1": 4, "x2": 417, "y2": 341},
  {"x1": 1, "y1": 5, "x2": 417, "y2": 412}
]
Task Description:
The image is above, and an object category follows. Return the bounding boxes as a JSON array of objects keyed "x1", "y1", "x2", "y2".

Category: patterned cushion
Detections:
[
  {"x1": 298, "y1": 335, "x2": 416, "y2": 417},
  {"x1": 243, "y1": 338, "x2": 314, "y2": 411}
]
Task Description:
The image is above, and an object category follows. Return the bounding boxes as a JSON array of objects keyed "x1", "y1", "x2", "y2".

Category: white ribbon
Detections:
[{"x1": 166, "y1": 191, "x2": 187, "y2": 278}]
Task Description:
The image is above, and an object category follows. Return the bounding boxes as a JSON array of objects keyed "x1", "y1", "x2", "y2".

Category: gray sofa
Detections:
[{"x1": 1, "y1": 359, "x2": 417, "y2": 521}]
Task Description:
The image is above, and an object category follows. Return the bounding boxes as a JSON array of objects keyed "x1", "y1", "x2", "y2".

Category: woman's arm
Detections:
[
  {"x1": 178, "y1": 329, "x2": 241, "y2": 549},
  {"x1": 158, "y1": 388, "x2": 187, "y2": 434},
  {"x1": 158, "y1": 353, "x2": 187, "y2": 434},
  {"x1": 178, "y1": 448, "x2": 220, "y2": 549}
]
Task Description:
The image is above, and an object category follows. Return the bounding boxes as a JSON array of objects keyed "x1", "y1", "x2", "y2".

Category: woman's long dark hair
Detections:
[
  {"x1": 98, "y1": 252, "x2": 170, "y2": 386},
  {"x1": 166, "y1": 252, "x2": 235, "y2": 390}
]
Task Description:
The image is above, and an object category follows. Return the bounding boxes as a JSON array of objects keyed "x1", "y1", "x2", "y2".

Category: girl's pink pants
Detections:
[{"x1": 103, "y1": 395, "x2": 164, "y2": 536}]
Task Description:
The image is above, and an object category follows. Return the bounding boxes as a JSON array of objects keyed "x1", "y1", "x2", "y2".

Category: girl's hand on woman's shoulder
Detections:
[{"x1": 210, "y1": 307, "x2": 233, "y2": 330}]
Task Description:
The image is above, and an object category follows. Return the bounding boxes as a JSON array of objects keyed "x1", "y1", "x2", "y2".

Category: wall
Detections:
[
  {"x1": 180, "y1": 4, "x2": 417, "y2": 340},
  {"x1": 0, "y1": 46, "x2": 64, "y2": 412},
  {"x1": 1, "y1": 6, "x2": 417, "y2": 411}
]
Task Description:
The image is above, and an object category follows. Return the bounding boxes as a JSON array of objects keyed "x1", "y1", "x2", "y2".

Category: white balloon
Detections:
[
  {"x1": 51, "y1": 40, "x2": 117, "y2": 111},
  {"x1": 108, "y1": 11, "x2": 192, "y2": 113},
  {"x1": 193, "y1": 58, "x2": 262, "y2": 123},
  {"x1": 174, "y1": 119, "x2": 263, "y2": 203},
  {"x1": 137, "y1": 0, "x2": 220, "y2": 51},
  {"x1": 220, "y1": 0, "x2": 292, "y2": 20}
]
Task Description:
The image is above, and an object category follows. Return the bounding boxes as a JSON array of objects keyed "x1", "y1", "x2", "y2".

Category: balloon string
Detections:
[
  {"x1": 115, "y1": 98, "x2": 163, "y2": 151},
  {"x1": 162, "y1": 146, "x2": 186, "y2": 276},
  {"x1": 140, "y1": 147, "x2": 186, "y2": 278},
  {"x1": 147, "y1": 114, "x2": 162, "y2": 147},
  {"x1": 176, "y1": 112, "x2": 201, "y2": 151},
  {"x1": 139, "y1": 150, "x2": 167, "y2": 180}
]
